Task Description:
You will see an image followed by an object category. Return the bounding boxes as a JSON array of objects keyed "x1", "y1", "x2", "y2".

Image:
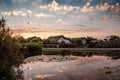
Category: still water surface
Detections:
[{"x1": 21, "y1": 53, "x2": 120, "y2": 80}]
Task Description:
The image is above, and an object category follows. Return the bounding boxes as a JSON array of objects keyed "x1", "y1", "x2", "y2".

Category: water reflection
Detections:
[
  {"x1": 66, "y1": 51, "x2": 120, "y2": 60},
  {"x1": 21, "y1": 51, "x2": 120, "y2": 80}
]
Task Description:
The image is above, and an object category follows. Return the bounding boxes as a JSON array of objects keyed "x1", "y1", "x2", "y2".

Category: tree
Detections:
[
  {"x1": 0, "y1": 17, "x2": 24, "y2": 80},
  {"x1": 105, "y1": 35, "x2": 120, "y2": 41},
  {"x1": 86, "y1": 36, "x2": 97, "y2": 43},
  {"x1": 13, "y1": 35, "x2": 27, "y2": 43},
  {"x1": 72, "y1": 38, "x2": 83, "y2": 47},
  {"x1": 50, "y1": 40, "x2": 58, "y2": 44}
]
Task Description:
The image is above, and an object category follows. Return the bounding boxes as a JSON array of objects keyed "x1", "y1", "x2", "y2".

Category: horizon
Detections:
[
  {"x1": 0, "y1": 0, "x2": 120, "y2": 39},
  {"x1": 12, "y1": 32, "x2": 120, "y2": 40}
]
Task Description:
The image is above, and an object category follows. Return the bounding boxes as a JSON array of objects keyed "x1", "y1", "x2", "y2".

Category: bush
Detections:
[
  {"x1": 21, "y1": 42, "x2": 42, "y2": 57},
  {"x1": 0, "y1": 17, "x2": 24, "y2": 80},
  {"x1": 28, "y1": 42, "x2": 42, "y2": 56}
]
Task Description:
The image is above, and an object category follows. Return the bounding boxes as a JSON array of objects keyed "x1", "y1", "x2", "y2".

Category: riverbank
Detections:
[{"x1": 43, "y1": 48, "x2": 120, "y2": 52}]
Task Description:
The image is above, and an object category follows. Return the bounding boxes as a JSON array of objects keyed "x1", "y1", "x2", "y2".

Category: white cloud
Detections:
[
  {"x1": 18, "y1": 11, "x2": 27, "y2": 16},
  {"x1": 27, "y1": 10, "x2": 32, "y2": 17},
  {"x1": 39, "y1": 0, "x2": 79, "y2": 12},
  {"x1": 39, "y1": 0, "x2": 61, "y2": 11},
  {"x1": 2, "y1": 10, "x2": 33, "y2": 17},
  {"x1": 27, "y1": 10, "x2": 32, "y2": 14},
  {"x1": 63, "y1": 6, "x2": 79, "y2": 11},
  {"x1": 35, "y1": 13, "x2": 55, "y2": 18},
  {"x1": 56, "y1": 19, "x2": 62, "y2": 23},
  {"x1": 96, "y1": 3, "x2": 120, "y2": 13},
  {"x1": 12, "y1": 0, "x2": 28, "y2": 3},
  {"x1": 81, "y1": 2, "x2": 94, "y2": 12}
]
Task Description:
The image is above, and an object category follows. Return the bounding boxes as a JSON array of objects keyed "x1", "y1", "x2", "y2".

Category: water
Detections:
[{"x1": 21, "y1": 53, "x2": 120, "y2": 80}]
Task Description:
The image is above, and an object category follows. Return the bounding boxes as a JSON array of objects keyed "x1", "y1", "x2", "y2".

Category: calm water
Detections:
[{"x1": 21, "y1": 52, "x2": 120, "y2": 80}]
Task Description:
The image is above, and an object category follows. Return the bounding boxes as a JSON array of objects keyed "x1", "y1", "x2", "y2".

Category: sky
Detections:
[{"x1": 0, "y1": 0, "x2": 120, "y2": 39}]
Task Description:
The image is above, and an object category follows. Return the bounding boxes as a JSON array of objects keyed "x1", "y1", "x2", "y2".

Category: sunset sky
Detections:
[{"x1": 0, "y1": 0, "x2": 120, "y2": 39}]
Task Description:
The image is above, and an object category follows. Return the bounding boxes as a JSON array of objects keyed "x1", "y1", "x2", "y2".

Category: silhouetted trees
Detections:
[{"x1": 104, "y1": 35, "x2": 120, "y2": 41}]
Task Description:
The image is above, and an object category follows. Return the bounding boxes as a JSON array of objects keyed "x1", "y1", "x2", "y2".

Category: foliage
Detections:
[
  {"x1": 49, "y1": 40, "x2": 58, "y2": 44},
  {"x1": 30, "y1": 38, "x2": 42, "y2": 43},
  {"x1": 105, "y1": 35, "x2": 120, "y2": 41},
  {"x1": 21, "y1": 42, "x2": 42, "y2": 57},
  {"x1": 13, "y1": 35, "x2": 27, "y2": 43},
  {"x1": 74, "y1": 39, "x2": 83, "y2": 46},
  {"x1": 86, "y1": 36, "x2": 97, "y2": 43},
  {"x1": 28, "y1": 42, "x2": 42, "y2": 56},
  {"x1": 0, "y1": 17, "x2": 24, "y2": 80}
]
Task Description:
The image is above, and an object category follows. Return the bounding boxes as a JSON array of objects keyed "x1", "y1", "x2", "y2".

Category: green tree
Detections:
[
  {"x1": 0, "y1": 17, "x2": 24, "y2": 80},
  {"x1": 72, "y1": 38, "x2": 83, "y2": 47},
  {"x1": 50, "y1": 40, "x2": 58, "y2": 44}
]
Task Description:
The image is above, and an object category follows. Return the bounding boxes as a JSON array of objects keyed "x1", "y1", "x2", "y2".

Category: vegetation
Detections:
[
  {"x1": 13, "y1": 35, "x2": 43, "y2": 58},
  {"x1": 21, "y1": 42, "x2": 42, "y2": 57},
  {"x1": 72, "y1": 38, "x2": 83, "y2": 47},
  {"x1": 86, "y1": 36, "x2": 97, "y2": 43},
  {"x1": 104, "y1": 35, "x2": 120, "y2": 41},
  {"x1": 49, "y1": 40, "x2": 58, "y2": 44},
  {"x1": 14, "y1": 35, "x2": 27, "y2": 43},
  {"x1": 0, "y1": 17, "x2": 24, "y2": 80}
]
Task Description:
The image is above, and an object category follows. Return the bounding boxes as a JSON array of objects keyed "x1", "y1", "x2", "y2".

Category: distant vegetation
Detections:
[{"x1": 15, "y1": 34, "x2": 120, "y2": 48}]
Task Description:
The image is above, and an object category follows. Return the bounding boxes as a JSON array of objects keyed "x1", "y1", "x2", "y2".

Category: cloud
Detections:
[
  {"x1": 11, "y1": 28, "x2": 42, "y2": 33},
  {"x1": 55, "y1": 19, "x2": 68, "y2": 26},
  {"x1": 39, "y1": 0, "x2": 62, "y2": 11},
  {"x1": 101, "y1": 15, "x2": 110, "y2": 21},
  {"x1": 2, "y1": 10, "x2": 32, "y2": 17},
  {"x1": 31, "y1": 0, "x2": 44, "y2": 6},
  {"x1": 56, "y1": 19, "x2": 62, "y2": 23},
  {"x1": 12, "y1": 0, "x2": 28, "y2": 3},
  {"x1": 81, "y1": 2, "x2": 120, "y2": 13},
  {"x1": 96, "y1": 3, "x2": 120, "y2": 13},
  {"x1": 81, "y1": 2, "x2": 94, "y2": 12},
  {"x1": 88, "y1": 17, "x2": 95, "y2": 20},
  {"x1": 101, "y1": 15, "x2": 120, "y2": 21},
  {"x1": 75, "y1": 24, "x2": 85, "y2": 27},
  {"x1": 27, "y1": 10, "x2": 32, "y2": 14},
  {"x1": 39, "y1": 0, "x2": 79, "y2": 12},
  {"x1": 35, "y1": 13, "x2": 55, "y2": 18},
  {"x1": 27, "y1": 21, "x2": 33, "y2": 25},
  {"x1": 27, "y1": 10, "x2": 32, "y2": 17},
  {"x1": 112, "y1": 15, "x2": 120, "y2": 21},
  {"x1": 83, "y1": 0, "x2": 92, "y2": 2}
]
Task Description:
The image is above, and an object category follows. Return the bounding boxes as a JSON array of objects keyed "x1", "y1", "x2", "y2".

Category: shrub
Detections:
[
  {"x1": 0, "y1": 17, "x2": 24, "y2": 80},
  {"x1": 28, "y1": 42, "x2": 42, "y2": 56},
  {"x1": 21, "y1": 42, "x2": 42, "y2": 57}
]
